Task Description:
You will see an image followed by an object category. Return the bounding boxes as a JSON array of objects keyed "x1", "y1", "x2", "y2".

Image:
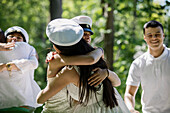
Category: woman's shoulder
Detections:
[
  {"x1": 47, "y1": 66, "x2": 79, "y2": 86},
  {"x1": 60, "y1": 66, "x2": 79, "y2": 85}
]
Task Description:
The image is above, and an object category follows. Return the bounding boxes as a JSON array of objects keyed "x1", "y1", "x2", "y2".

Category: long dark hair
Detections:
[{"x1": 53, "y1": 38, "x2": 118, "y2": 108}]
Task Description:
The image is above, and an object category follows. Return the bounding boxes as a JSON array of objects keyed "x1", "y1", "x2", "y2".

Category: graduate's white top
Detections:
[
  {"x1": 0, "y1": 42, "x2": 41, "y2": 109},
  {"x1": 126, "y1": 46, "x2": 170, "y2": 113},
  {"x1": 42, "y1": 65, "x2": 130, "y2": 113},
  {"x1": 67, "y1": 66, "x2": 128, "y2": 113},
  {"x1": 42, "y1": 83, "x2": 74, "y2": 113}
]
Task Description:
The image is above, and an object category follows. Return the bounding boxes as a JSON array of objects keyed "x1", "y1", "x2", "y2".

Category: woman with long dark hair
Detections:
[{"x1": 37, "y1": 19, "x2": 127, "y2": 113}]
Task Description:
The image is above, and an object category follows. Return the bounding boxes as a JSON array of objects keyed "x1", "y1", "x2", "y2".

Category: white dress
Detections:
[
  {"x1": 42, "y1": 79, "x2": 74, "y2": 113},
  {"x1": 66, "y1": 66, "x2": 130, "y2": 113},
  {"x1": 42, "y1": 66, "x2": 130, "y2": 113}
]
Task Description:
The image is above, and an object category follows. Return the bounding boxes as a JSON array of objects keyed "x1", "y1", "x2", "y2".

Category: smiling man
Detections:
[{"x1": 124, "y1": 20, "x2": 170, "y2": 113}]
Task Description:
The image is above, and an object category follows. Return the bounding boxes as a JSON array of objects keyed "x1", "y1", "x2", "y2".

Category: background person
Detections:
[
  {"x1": 71, "y1": 15, "x2": 93, "y2": 44},
  {"x1": 124, "y1": 20, "x2": 170, "y2": 113},
  {"x1": 0, "y1": 26, "x2": 41, "y2": 112},
  {"x1": 72, "y1": 15, "x2": 119, "y2": 86}
]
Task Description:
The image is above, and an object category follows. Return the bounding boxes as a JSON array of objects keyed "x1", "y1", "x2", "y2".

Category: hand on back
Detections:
[
  {"x1": 88, "y1": 68, "x2": 108, "y2": 87},
  {"x1": 46, "y1": 51, "x2": 58, "y2": 63},
  {"x1": 0, "y1": 42, "x2": 15, "y2": 51}
]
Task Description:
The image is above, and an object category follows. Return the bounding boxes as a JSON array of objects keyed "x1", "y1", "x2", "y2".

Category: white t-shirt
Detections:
[
  {"x1": 0, "y1": 42, "x2": 41, "y2": 109},
  {"x1": 126, "y1": 46, "x2": 170, "y2": 113}
]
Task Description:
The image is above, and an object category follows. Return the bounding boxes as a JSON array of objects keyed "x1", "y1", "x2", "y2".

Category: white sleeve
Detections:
[
  {"x1": 12, "y1": 47, "x2": 38, "y2": 73},
  {"x1": 126, "y1": 60, "x2": 140, "y2": 86}
]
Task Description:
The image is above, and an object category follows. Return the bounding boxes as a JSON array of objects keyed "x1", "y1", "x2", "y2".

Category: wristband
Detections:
[{"x1": 98, "y1": 47, "x2": 104, "y2": 54}]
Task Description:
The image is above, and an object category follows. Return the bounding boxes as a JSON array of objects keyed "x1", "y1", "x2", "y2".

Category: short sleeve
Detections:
[{"x1": 126, "y1": 60, "x2": 141, "y2": 86}]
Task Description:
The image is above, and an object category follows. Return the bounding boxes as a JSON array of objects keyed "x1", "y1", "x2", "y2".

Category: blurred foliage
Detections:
[{"x1": 0, "y1": 0, "x2": 169, "y2": 112}]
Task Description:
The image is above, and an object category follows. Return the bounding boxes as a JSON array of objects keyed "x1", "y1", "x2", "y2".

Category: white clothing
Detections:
[
  {"x1": 0, "y1": 42, "x2": 41, "y2": 109},
  {"x1": 126, "y1": 46, "x2": 170, "y2": 113},
  {"x1": 67, "y1": 83, "x2": 130, "y2": 113},
  {"x1": 114, "y1": 88, "x2": 131, "y2": 113},
  {"x1": 42, "y1": 66, "x2": 130, "y2": 113},
  {"x1": 42, "y1": 79, "x2": 74, "y2": 113},
  {"x1": 66, "y1": 66, "x2": 130, "y2": 113}
]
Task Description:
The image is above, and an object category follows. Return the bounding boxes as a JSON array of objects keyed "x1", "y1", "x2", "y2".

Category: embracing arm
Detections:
[
  {"x1": 36, "y1": 74, "x2": 68, "y2": 104},
  {"x1": 37, "y1": 65, "x2": 79, "y2": 104},
  {"x1": 0, "y1": 42, "x2": 15, "y2": 51},
  {"x1": 107, "y1": 69, "x2": 121, "y2": 87},
  {"x1": 88, "y1": 68, "x2": 121, "y2": 87},
  {"x1": 11, "y1": 48, "x2": 38, "y2": 73},
  {"x1": 65, "y1": 47, "x2": 103, "y2": 65},
  {"x1": 0, "y1": 62, "x2": 20, "y2": 72},
  {"x1": 0, "y1": 47, "x2": 38, "y2": 73},
  {"x1": 0, "y1": 63, "x2": 6, "y2": 72},
  {"x1": 47, "y1": 48, "x2": 103, "y2": 66}
]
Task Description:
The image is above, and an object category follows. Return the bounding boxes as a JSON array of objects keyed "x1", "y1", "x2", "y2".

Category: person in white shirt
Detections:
[
  {"x1": 0, "y1": 26, "x2": 41, "y2": 112},
  {"x1": 124, "y1": 20, "x2": 170, "y2": 113}
]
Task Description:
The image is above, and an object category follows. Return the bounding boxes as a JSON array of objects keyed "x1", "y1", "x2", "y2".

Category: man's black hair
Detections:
[{"x1": 143, "y1": 20, "x2": 164, "y2": 34}]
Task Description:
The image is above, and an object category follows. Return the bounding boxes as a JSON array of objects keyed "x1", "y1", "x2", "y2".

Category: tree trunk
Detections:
[
  {"x1": 49, "y1": 0, "x2": 62, "y2": 20},
  {"x1": 102, "y1": 0, "x2": 114, "y2": 71}
]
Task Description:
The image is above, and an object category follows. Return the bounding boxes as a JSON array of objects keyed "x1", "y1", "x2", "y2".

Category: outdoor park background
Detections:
[{"x1": 0, "y1": 0, "x2": 169, "y2": 112}]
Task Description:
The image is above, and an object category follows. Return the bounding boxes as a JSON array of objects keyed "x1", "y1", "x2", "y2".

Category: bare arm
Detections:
[
  {"x1": 11, "y1": 48, "x2": 38, "y2": 72},
  {"x1": 0, "y1": 43, "x2": 15, "y2": 51},
  {"x1": 46, "y1": 48, "x2": 103, "y2": 66},
  {"x1": 0, "y1": 63, "x2": 6, "y2": 72},
  {"x1": 107, "y1": 69, "x2": 121, "y2": 87},
  {"x1": 87, "y1": 48, "x2": 120, "y2": 87},
  {"x1": 0, "y1": 63, "x2": 20, "y2": 72},
  {"x1": 36, "y1": 65, "x2": 79, "y2": 104},
  {"x1": 88, "y1": 68, "x2": 121, "y2": 87},
  {"x1": 124, "y1": 85, "x2": 140, "y2": 113}
]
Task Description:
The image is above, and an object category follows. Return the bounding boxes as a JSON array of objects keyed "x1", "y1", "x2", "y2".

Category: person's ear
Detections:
[
  {"x1": 144, "y1": 34, "x2": 147, "y2": 42},
  {"x1": 163, "y1": 33, "x2": 165, "y2": 40}
]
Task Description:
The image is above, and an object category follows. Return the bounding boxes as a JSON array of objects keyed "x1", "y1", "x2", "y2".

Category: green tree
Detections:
[{"x1": 0, "y1": 0, "x2": 169, "y2": 112}]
